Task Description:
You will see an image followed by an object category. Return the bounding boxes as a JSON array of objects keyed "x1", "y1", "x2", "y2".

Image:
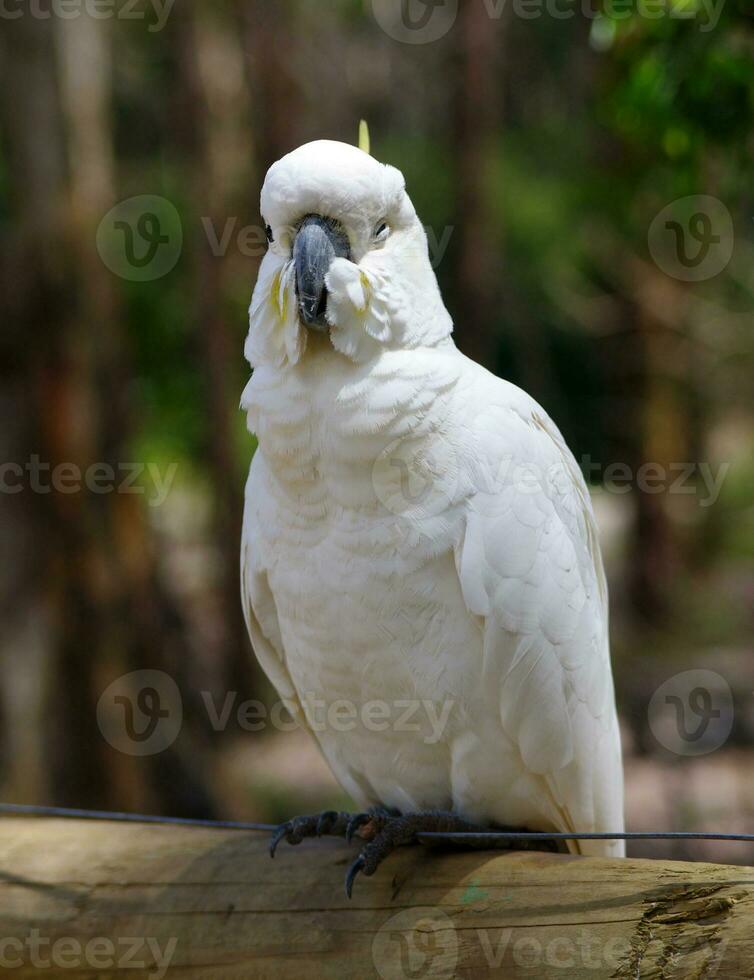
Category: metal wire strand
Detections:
[
  {"x1": 0, "y1": 803, "x2": 753, "y2": 845},
  {"x1": 0, "y1": 802, "x2": 276, "y2": 833},
  {"x1": 416, "y1": 831, "x2": 754, "y2": 844}
]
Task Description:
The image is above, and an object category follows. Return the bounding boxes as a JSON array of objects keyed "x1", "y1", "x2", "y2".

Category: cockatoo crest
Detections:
[{"x1": 245, "y1": 140, "x2": 453, "y2": 367}]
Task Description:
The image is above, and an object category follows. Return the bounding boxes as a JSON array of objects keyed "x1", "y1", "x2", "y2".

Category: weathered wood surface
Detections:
[{"x1": 0, "y1": 818, "x2": 753, "y2": 978}]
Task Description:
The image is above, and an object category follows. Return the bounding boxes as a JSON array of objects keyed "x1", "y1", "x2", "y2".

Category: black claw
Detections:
[
  {"x1": 273, "y1": 809, "x2": 523, "y2": 895},
  {"x1": 269, "y1": 823, "x2": 291, "y2": 859},
  {"x1": 316, "y1": 811, "x2": 337, "y2": 836},
  {"x1": 345, "y1": 855, "x2": 366, "y2": 899},
  {"x1": 345, "y1": 813, "x2": 368, "y2": 843}
]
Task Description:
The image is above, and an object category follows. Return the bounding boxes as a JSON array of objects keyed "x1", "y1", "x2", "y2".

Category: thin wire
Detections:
[
  {"x1": 0, "y1": 803, "x2": 275, "y2": 833},
  {"x1": 416, "y1": 831, "x2": 754, "y2": 843},
  {"x1": 0, "y1": 803, "x2": 752, "y2": 844}
]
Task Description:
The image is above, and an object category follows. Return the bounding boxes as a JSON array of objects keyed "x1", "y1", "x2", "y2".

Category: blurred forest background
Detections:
[{"x1": 0, "y1": 0, "x2": 752, "y2": 862}]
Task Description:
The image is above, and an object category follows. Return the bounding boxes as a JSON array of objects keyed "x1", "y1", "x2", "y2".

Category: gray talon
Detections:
[
  {"x1": 346, "y1": 813, "x2": 371, "y2": 843},
  {"x1": 269, "y1": 824, "x2": 291, "y2": 858},
  {"x1": 316, "y1": 811, "x2": 337, "y2": 836},
  {"x1": 274, "y1": 809, "x2": 538, "y2": 893},
  {"x1": 269, "y1": 810, "x2": 353, "y2": 858},
  {"x1": 345, "y1": 855, "x2": 366, "y2": 899}
]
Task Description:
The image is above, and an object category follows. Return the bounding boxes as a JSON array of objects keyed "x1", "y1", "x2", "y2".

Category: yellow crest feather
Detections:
[{"x1": 358, "y1": 120, "x2": 371, "y2": 155}]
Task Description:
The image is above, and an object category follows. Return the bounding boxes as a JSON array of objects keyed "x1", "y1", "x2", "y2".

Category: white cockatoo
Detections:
[{"x1": 241, "y1": 137, "x2": 624, "y2": 895}]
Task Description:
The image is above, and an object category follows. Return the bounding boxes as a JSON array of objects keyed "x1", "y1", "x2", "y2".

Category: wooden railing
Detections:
[{"x1": 0, "y1": 817, "x2": 752, "y2": 978}]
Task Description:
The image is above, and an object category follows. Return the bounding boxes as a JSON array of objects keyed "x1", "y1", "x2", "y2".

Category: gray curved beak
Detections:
[{"x1": 293, "y1": 215, "x2": 351, "y2": 331}]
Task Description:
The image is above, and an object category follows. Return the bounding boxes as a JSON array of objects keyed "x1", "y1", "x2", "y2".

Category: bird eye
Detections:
[
  {"x1": 374, "y1": 222, "x2": 389, "y2": 242},
  {"x1": 265, "y1": 225, "x2": 274, "y2": 243}
]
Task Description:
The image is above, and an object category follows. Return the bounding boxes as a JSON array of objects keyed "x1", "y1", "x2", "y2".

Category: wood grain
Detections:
[{"x1": 0, "y1": 818, "x2": 752, "y2": 978}]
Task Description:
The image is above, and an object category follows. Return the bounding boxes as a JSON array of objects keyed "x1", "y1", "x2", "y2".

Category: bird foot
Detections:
[
  {"x1": 344, "y1": 809, "x2": 489, "y2": 898},
  {"x1": 271, "y1": 807, "x2": 559, "y2": 898},
  {"x1": 269, "y1": 806, "x2": 397, "y2": 858},
  {"x1": 343, "y1": 810, "x2": 563, "y2": 898}
]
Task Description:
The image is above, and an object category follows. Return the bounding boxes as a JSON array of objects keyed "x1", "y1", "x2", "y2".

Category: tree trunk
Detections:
[
  {"x1": 174, "y1": 0, "x2": 259, "y2": 702},
  {"x1": 452, "y1": 0, "x2": 505, "y2": 371},
  {"x1": 0, "y1": 3, "x2": 213, "y2": 817}
]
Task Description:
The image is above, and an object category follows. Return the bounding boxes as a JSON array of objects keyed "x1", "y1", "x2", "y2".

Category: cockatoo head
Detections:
[{"x1": 246, "y1": 140, "x2": 452, "y2": 367}]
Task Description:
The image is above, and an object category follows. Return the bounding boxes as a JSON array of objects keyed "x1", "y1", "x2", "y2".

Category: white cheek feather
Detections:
[
  {"x1": 245, "y1": 255, "x2": 306, "y2": 368},
  {"x1": 245, "y1": 253, "x2": 395, "y2": 369},
  {"x1": 325, "y1": 258, "x2": 392, "y2": 362}
]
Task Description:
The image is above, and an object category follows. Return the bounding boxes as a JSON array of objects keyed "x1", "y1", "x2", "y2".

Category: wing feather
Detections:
[{"x1": 454, "y1": 377, "x2": 624, "y2": 854}]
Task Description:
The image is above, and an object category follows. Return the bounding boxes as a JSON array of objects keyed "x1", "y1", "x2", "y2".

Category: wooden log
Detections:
[{"x1": 0, "y1": 817, "x2": 753, "y2": 978}]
